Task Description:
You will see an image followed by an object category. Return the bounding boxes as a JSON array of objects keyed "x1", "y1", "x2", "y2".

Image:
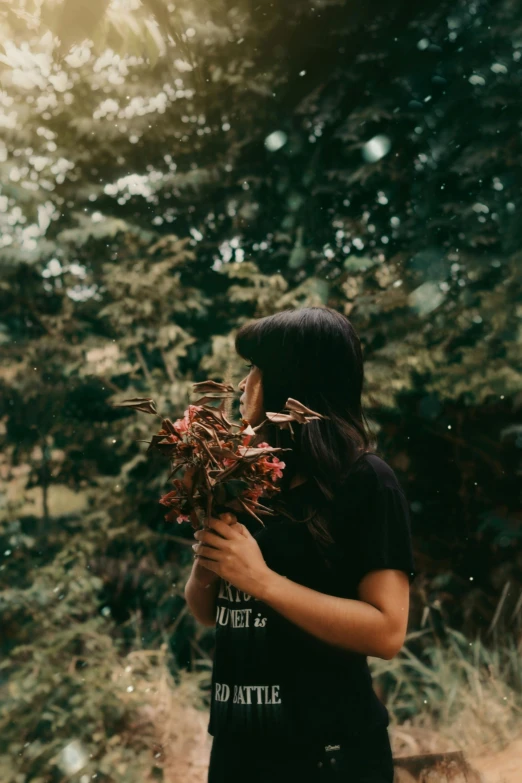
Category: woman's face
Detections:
[{"x1": 238, "y1": 363, "x2": 264, "y2": 427}]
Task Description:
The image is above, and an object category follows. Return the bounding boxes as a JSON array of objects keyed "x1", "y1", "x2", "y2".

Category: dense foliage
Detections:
[{"x1": 0, "y1": 0, "x2": 521, "y2": 780}]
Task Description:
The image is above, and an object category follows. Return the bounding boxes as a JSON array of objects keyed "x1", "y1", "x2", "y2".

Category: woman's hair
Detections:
[{"x1": 235, "y1": 306, "x2": 378, "y2": 565}]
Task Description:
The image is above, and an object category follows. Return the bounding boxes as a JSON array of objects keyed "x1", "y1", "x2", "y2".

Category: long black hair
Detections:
[{"x1": 235, "y1": 306, "x2": 378, "y2": 562}]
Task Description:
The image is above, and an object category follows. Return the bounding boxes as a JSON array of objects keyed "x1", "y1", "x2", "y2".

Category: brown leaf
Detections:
[
  {"x1": 189, "y1": 509, "x2": 201, "y2": 530},
  {"x1": 192, "y1": 395, "x2": 236, "y2": 406},
  {"x1": 146, "y1": 434, "x2": 178, "y2": 455},
  {"x1": 212, "y1": 461, "x2": 244, "y2": 483},
  {"x1": 237, "y1": 498, "x2": 266, "y2": 527},
  {"x1": 264, "y1": 398, "x2": 327, "y2": 427},
  {"x1": 195, "y1": 406, "x2": 230, "y2": 428},
  {"x1": 113, "y1": 397, "x2": 159, "y2": 415},
  {"x1": 208, "y1": 447, "x2": 240, "y2": 460},
  {"x1": 191, "y1": 421, "x2": 218, "y2": 440},
  {"x1": 210, "y1": 407, "x2": 235, "y2": 430},
  {"x1": 160, "y1": 418, "x2": 181, "y2": 438},
  {"x1": 192, "y1": 380, "x2": 236, "y2": 395},
  {"x1": 284, "y1": 398, "x2": 327, "y2": 420},
  {"x1": 264, "y1": 412, "x2": 295, "y2": 424},
  {"x1": 256, "y1": 415, "x2": 295, "y2": 436},
  {"x1": 240, "y1": 446, "x2": 290, "y2": 459}
]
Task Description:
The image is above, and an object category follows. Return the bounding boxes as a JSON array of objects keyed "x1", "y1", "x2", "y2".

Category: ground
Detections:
[{"x1": 148, "y1": 703, "x2": 522, "y2": 783}]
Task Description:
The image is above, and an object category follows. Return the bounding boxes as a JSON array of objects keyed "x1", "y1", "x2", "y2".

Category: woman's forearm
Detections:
[
  {"x1": 184, "y1": 562, "x2": 221, "y2": 626},
  {"x1": 258, "y1": 570, "x2": 399, "y2": 659}
]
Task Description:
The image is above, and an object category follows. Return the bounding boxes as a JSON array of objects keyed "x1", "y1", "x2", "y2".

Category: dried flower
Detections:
[{"x1": 113, "y1": 381, "x2": 327, "y2": 529}]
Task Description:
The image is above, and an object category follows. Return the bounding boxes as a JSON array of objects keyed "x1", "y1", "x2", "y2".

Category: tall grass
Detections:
[
  {"x1": 111, "y1": 593, "x2": 522, "y2": 779},
  {"x1": 371, "y1": 625, "x2": 522, "y2": 756},
  {"x1": 130, "y1": 625, "x2": 522, "y2": 778},
  {"x1": 114, "y1": 645, "x2": 213, "y2": 783}
]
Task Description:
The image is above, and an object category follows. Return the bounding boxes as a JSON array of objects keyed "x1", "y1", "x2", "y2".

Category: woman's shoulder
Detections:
[{"x1": 340, "y1": 452, "x2": 405, "y2": 495}]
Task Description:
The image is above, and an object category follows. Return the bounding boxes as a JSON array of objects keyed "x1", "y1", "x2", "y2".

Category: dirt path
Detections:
[
  {"x1": 470, "y1": 739, "x2": 522, "y2": 783},
  {"x1": 152, "y1": 705, "x2": 522, "y2": 783},
  {"x1": 391, "y1": 725, "x2": 522, "y2": 783}
]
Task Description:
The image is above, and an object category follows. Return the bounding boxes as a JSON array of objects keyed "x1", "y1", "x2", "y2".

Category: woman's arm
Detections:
[
  {"x1": 258, "y1": 568, "x2": 410, "y2": 660},
  {"x1": 193, "y1": 518, "x2": 411, "y2": 658},
  {"x1": 184, "y1": 561, "x2": 220, "y2": 627},
  {"x1": 184, "y1": 512, "x2": 239, "y2": 626}
]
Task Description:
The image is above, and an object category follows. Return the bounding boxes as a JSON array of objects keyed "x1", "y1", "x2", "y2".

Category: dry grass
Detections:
[
  {"x1": 140, "y1": 665, "x2": 212, "y2": 783},
  {"x1": 111, "y1": 623, "x2": 522, "y2": 783},
  {"x1": 11, "y1": 628, "x2": 510, "y2": 783},
  {"x1": 112, "y1": 646, "x2": 212, "y2": 783},
  {"x1": 372, "y1": 627, "x2": 522, "y2": 758}
]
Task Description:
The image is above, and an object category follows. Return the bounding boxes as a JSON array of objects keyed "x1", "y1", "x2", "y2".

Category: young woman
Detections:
[{"x1": 184, "y1": 306, "x2": 416, "y2": 783}]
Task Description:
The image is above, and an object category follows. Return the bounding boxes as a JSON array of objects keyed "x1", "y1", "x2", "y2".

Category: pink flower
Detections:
[
  {"x1": 176, "y1": 514, "x2": 191, "y2": 524},
  {"x1": 173, "y1": 418, "x2": 188, "y2": 435},
  {"x1": 268, "y1": 457, "x2": 285, "y2": 480},
  {"x1": 245, "y1": 486, "x2": 264, "y2": 503},
  {"x1": 159, "y1": 490, "x2": 181, "y2": 507},
  {"x1": 252, "y1": 456, "x2": 271, "y2": 474},
  {"x1": 164, "y1": 507, "x2": 183, "y2": 523},
  {"x1": 186, "y1": 404, "x2": 203, "y2": 423},
  {"x1": 173, "y1": 404, "x2": 203, "y2": 435}
]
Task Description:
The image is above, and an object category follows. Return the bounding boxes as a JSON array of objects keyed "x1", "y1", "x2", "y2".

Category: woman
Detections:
[{"x1": 184, "y1": 307, "x2": 416, "y2": 783}]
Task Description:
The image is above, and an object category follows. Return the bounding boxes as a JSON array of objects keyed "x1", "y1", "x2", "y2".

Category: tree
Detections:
[{"x1": 1, "y1": 0, "x2": 521, "y2": 778}]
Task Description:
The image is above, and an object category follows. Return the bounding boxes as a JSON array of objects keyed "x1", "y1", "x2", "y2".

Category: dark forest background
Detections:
[{"x1": 0, "y1": 0, "x2": 521, "y2": 780}]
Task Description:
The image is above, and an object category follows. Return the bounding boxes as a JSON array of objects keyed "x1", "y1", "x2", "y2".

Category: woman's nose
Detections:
[{"x1": 238, "y1": 378, "x2": 246, "y2": 392}]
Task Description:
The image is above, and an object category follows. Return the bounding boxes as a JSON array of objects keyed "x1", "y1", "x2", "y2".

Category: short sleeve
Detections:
[{"x1": 332, "y1": 464, "x2": 416, "y2": 587}]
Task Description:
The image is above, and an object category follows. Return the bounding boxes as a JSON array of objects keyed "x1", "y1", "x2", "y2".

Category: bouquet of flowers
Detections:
[{"x1": 114, "y1": 380, "x2": 326, "y2": 530}]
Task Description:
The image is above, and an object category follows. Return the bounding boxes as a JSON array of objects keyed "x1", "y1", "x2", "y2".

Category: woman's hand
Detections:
[
  {"x1": 192, "y1": 512, "x2": 238, "y2": 588},
  {"x1": 193, "y1": 517, "x2": 272, "y2": 599}
]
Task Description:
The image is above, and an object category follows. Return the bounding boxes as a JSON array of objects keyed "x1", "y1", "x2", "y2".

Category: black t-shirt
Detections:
[{"x1": 207, "y1": 453, "x2": 416, "y2": 745}]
